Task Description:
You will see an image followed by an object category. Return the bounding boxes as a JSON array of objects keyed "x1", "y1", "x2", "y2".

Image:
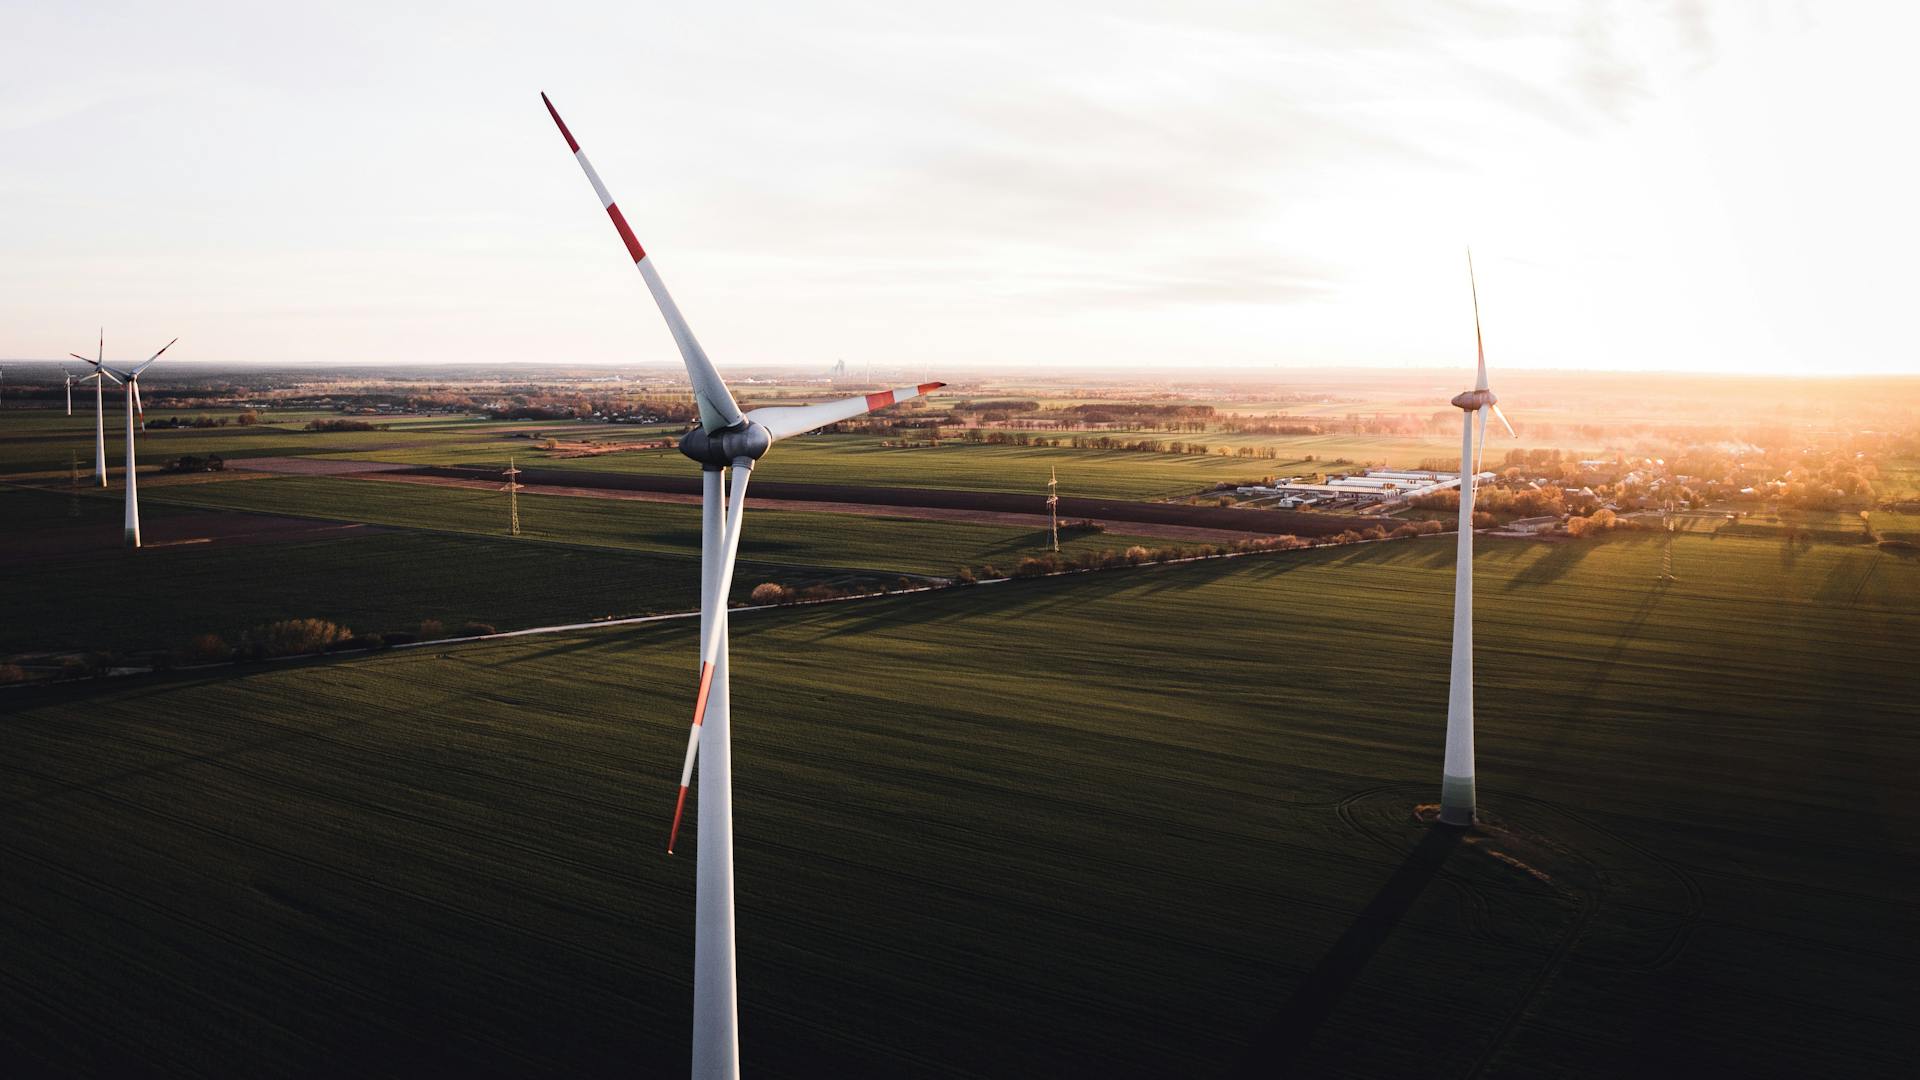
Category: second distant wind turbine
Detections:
[
  {"x1": 71, "y1": 332, "x2": 113, "y2": 486},
  {"x1": 90, "y1": 338, "x2": 176, "y2": 547}
]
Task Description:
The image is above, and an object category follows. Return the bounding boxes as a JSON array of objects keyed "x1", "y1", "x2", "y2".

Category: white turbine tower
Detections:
[
  {"x1": 95, "y1": 339, "x2": 176, "y2": 548},
  {"x1": 1439, "y1": 252, "x2": 1514, "y2": 828},
  {"x1": 71, "y1": 331, "x2": 112, "y2": 486},
  {"x1": 63, "y1": 369, "x2": 76, "y2": 416},
  {"x1": 542, "y1": 92, "x2": 944, "y2": 1080}
]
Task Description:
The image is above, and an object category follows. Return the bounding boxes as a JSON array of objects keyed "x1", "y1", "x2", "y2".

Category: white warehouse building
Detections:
[{"x1": 1237, "y1": 468, "x2": 1490, "y2": 507}]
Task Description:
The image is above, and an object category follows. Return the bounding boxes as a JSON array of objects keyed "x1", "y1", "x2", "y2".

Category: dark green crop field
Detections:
[
  {"x1": 0, "y1": 487, "x2": 707, "y2": 656},
  {"x1": 464, "y1": 434, "x2": 1270, "y2": 501},
  {"x1": 137, "y1": 475, "x2": 1164, "y2": 577},
  {"x1": 1, "y1": 467, "x2": 1163, "y2": 660},
  {"x1": 0, "y1": 487, "x2": 876, "y2": 657},
  {"x1": 0, "y1": 407, "x2": 1489, "y2": 501},
  {"x1": 2, "y1": 532, "x2": 1915, "y2": 1077}
]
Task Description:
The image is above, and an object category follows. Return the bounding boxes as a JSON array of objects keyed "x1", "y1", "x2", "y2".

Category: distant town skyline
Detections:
[{"x1": 3, "y1": 1, "x2": 1913, "y2": 375}]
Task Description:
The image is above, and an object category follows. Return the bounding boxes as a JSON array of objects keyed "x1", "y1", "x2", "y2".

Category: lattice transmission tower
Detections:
[
  {"x1": 504, "y1": 458, "x2": 523, "y2": 536},
  {"x1": 1047, "y1": 466, "x2": 1060, "y2": 553},
  {"x1": 1659, "y1": 498, "x2": 1677, "y2": 583}
]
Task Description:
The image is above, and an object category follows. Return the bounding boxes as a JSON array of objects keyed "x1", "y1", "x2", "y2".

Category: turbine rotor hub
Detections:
[
  {"x1": 1452, "y1": 388, "x2": 1498, "y2": 411},
  {"x1": 679, "y1": 420, "x2": 772, "y2": 469}
]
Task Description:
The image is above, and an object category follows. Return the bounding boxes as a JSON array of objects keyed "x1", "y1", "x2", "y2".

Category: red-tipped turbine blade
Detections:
[
  {"x1": 667, "y1": 785, "x2": 691, "y2": 855},
  {"x1": 665, "y1": 467, "x2": 753, "y2": 853},
  {"x1": 540, "y1": 92, "x2": 744, "y2": 434},
  {"x1": 666, "y1": 660, "x2": 718, "y2": 853},
  {"x1": 745, "y1": 381, "x2": 948, "y2": 442},
  {"x1": 132, "y1": 337, "x2": 176, "y2": 375}
]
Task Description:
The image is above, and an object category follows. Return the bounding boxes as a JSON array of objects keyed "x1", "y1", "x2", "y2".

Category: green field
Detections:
[
  {"x1": 3, "y1": 532, "x2": 1913, "y2": 1076},
  {"x1": 481, "y1": 431, "x2": 1567, "y2": 500},
  {"x1": 3, "y1": 406, "x2": 1588, "y2": 502},
  {"x1": 0, "y1": 487, "x2": 703, "y2": 656},
  {"x1": 0, "y1": 480, "x2": 1165, "y2": 658},
  {"x1": 0, "y1": 409, "x2": 676, "y2": 475},
  {"x1": 135, "y1": 476, "x2": 1163, "y2": 576}
]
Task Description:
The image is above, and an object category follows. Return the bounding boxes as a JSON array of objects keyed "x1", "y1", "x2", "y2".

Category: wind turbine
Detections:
[
  {"x1": 63, "y1": 369, "x2": 76, "y2": 416},
  {"x1": 95, "y1": 339, "x2": 176, "y2": 548},
  {"x1": 1438, "y1": 251, "x2": 1514, "y2": 828},
  {"x1": 70, "y1": 331, "x2": 112, "y2": 486},
  {"x1": 541, "y1": 92, "x2": 944, "y2": 1079}
]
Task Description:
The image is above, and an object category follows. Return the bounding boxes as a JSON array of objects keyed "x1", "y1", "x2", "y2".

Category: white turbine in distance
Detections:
[
  {"x1": 93, "y1": 339, "x2": 176, "y2": 548},
  {"x1": 1439, "y1": 251, "x2": 1514, "y2": 829},
  {"x1": 542, "y1": 92, "x2": 945, "y2": 1080},
  {"x1": 70, "y1": 331, "x2": 112, "y2": 487}
]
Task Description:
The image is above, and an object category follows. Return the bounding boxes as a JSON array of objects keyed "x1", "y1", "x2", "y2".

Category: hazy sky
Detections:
[{"x1": 2, "y1": 1, "x2": 1914, "y2": 376}]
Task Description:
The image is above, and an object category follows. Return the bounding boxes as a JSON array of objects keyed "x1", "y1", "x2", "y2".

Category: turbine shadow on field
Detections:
[
  {"x1": 973, "y1": 529, "x2": 1069, "y2": 557},
  {"x1": 1557, "y1": 588, "x2": 1664, "y2": 730},
  {"x1": 1236, "y1": 825, "x2": 1465, "y2": 1077},
  {"x1": 784, "y1": 590, "x2": 980, "y2": 642},
  {"x1": 503, "y1": 632, "x2": 642, "y2": 666},
  {"x1": 1323, "y1": 537, "x2": 1452, "y2": 571},
  {"x1": 1502, "y1": 540, "x2": 1598, "y2": 589}
]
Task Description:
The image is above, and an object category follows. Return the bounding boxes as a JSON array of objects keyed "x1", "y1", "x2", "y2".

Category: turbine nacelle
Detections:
[
  {"x1": 1451, "y1": 388, "x2": 1498, "y2": 412},
  {"x1": 679, "y1": 421, "x2": 774, "y2": 469}
]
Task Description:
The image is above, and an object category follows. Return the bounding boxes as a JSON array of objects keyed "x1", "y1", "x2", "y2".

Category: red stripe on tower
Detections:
[
  {"x1": 917, "y1": 382, "x2": 945, "y2": 395},
  {"x1": 606, "y1": 204, "x2": 647, "y2": 264},
  {"x1": 541, "y1": 92, "x2": 580, "y2": 153},
  {"x1": 866, "y1": 390, "x2": 895, "y2": 411}
]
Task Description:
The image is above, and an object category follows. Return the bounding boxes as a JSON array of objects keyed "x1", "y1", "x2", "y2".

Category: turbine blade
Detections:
[
  {"x1": 1491, "y1": 402, "x2": 1515, "y2": 439},
  {"x1": 1467, "y1": 249, "x2": 1488, "y2": 391},
  {"x1": 131, "y1": 337, "x2": 176, "y2": 376},
  {"x1": 133, "y1": 381, "x2": 146, "y2": 429},
  {"x1": 1472, "y1": 406, "x2": 1489, "y2": 488},
  {"x1": 746, "y1": 382, "x2": 947, "y2": 442},
  {"x1": 667, "y1": 464, "x2": 755, "y2": 854},
  {"x1": 541, "y1": 92, "x2": 744, "y2": 434}
]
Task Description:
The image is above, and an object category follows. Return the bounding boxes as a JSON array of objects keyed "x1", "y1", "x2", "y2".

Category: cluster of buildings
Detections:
[{"x1": 1235, "y1": 468, "x2": 1489, "y2": 509}]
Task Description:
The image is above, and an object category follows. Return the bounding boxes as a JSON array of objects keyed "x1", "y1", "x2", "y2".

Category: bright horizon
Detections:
[{"x1": 3, "y1": 2, "x2": 1915, "y2": 376}]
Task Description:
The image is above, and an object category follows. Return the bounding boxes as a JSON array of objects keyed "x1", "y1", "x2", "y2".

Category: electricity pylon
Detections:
[
  {"x1": 1659, "y1": 498, "x2": 1677, "y2": 584},
  {"x1": 504, "y1": 458, "x2": 523, "y2": 536},
  {"x1": 1047, "y1": 467, "x2": 1060, "y2": 553}
]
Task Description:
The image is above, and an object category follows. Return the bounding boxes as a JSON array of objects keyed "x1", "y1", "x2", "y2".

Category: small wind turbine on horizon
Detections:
[
  {"x1": 1438, "y1": 251, "x2": 1514, "y2": 828},
  {"x1": 81, "y1": 336, "x2": 177, "y2": 548},
  {"x1": 541, "y1": 91, "x2": 945, "y2": 1080},
  {"x1": 71, "y1": 331, "x2": 113, "y2": 486}
]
